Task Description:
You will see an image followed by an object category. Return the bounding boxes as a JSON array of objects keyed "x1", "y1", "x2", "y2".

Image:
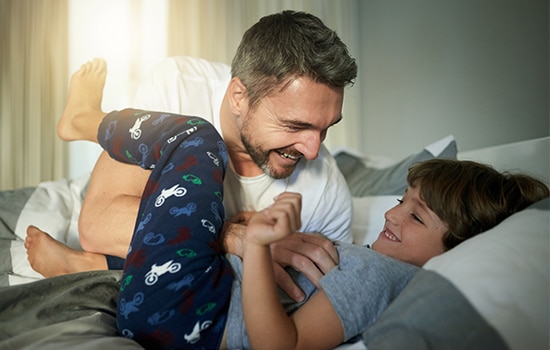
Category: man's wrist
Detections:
[{"x1": 221, "y1": 222, "x2": 245, "y2": 257}]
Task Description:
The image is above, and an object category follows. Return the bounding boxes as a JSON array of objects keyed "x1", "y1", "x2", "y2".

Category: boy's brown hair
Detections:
[{"x1": 407, "y1": 159, "x2": 549, "y2": 250}]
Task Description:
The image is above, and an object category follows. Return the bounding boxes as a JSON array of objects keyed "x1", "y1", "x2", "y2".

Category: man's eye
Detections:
[
  {"x1": 284, "y1": 124, "x2": 306, "y2": 132},
  {"x1": 396, "y1": 198, "x2": 404, "y2": 204}
]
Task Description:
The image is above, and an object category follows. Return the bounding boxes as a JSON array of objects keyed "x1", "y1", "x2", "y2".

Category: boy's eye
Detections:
[
  {"x1": 396, "y1": 197, "x2": 424, "y2": 223},
  {"x1": 412, "y1": 214, "x2": 424, "y2": 224}
]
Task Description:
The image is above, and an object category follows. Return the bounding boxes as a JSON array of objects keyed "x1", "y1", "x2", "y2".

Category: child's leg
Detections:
[{"x1": 102, "y1": 109, "x2": 233, "y2": 349}]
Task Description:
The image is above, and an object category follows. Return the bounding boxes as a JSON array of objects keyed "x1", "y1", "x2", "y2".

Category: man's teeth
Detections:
[{"x1": 279, "y1": 152, "x2": 299, "y2": 160}]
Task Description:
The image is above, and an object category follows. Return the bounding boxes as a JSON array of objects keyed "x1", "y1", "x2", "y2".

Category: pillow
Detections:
[
  {"x1": 335, "y1": 135, "x2": 457, "y2": 197},
  {"x1": 351, "y1": 196, "x2": 396, "y2": 245},
  {"x1": 423, "y1": 198, "x2": 549, "y2": 350}
]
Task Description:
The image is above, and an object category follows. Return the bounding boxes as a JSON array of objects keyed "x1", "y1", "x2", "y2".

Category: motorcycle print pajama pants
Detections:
[{"x1": 98, "y1": 109, "x2": 233, "y2": 349}]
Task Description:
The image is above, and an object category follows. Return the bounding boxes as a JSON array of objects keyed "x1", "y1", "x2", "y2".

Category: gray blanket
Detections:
[
  {"x1": 0, "y1": 186, "x2": 34, "y2": 286},
  {"x1": 0, "y1": 267, "x2": 508, "y2": 349},
  {"x1": 0, "y1": 270, "x2": 143, "y2": 349}
]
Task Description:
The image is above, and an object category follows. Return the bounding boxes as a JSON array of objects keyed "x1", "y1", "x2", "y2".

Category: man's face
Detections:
[{"x1": 240, "y1": 76, "x2": 344, "y2": 179}]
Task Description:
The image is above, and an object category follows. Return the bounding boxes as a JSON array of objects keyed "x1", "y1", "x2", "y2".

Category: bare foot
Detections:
[
  {"x1": 25, "y1": 225, "x2": 108, "y2": 278},
  {"x1": 57, "y1": 57, "x2": 108, "y2": 143}
]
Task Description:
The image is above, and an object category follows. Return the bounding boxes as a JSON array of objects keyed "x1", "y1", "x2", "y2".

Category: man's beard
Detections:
[{"x1": 240, "y1": 126, "x2": 298, "y2": 180}]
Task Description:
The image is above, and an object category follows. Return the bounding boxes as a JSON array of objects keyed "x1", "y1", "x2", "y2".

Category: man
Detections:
[{"x1": 27, "y1": 10, "x2": 357, "y2": 302}]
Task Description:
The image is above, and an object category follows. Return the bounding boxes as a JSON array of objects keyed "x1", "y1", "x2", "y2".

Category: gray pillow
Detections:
[{"x1": 335, "y1": 140, "x2": 457, "y2": 196}]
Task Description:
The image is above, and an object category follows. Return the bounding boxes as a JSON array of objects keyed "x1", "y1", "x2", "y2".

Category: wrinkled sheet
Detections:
[
  {"x1": 0, "y1": 270, "x2": 143, "y2": 349},
  {"x1": 0, "y1": 175, "x2": 90, "y2": 287}
]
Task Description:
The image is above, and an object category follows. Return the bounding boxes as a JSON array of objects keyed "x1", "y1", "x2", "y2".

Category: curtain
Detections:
[
  {"x1": 167, "y1": 0, "x2": 363, "y2": 152},
  {"x1": 0, "y1": 0, "x2": 68, "y2": 190}
]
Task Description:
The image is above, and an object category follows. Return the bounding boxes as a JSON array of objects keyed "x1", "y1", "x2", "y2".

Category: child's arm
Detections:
[{"x1": 242, "y1": 192, "x2": 344, "y2": 349}]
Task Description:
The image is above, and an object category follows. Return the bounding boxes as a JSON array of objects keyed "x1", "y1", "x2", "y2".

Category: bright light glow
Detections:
[{"x1": 68, "y1": 0, "x2": 168, "y2": 179}]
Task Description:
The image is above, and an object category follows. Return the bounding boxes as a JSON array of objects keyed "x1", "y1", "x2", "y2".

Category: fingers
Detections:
[
  {"x1": 273, "y1": 262, "x2": 306, "y2": 302},
  {"x1": 78, "y1": 58, "x2": 107, "y2": 75},
  {"x1": 244, "y1": 192, "x2": 302, "y2": 247},
  {"x1": 265, "y1": 192, "x2": 302, "y2": 232},
  {"x1": 241, "y1": 192, "x2": 341, "y2": 303},
  {"x1": 271, "y1": 233, "x2": 338, "y2": 273},
  {"x1": 228, "y1": 211, "x2": 255, "y2": 225},
  {"x1": 270, "y1": 232, "x2": 339, "y2": 297},
  {"x1": 297, "y1": 233, "x2": 339, "y2": 268}
]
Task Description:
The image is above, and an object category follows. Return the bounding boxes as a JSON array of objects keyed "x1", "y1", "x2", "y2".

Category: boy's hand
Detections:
[
  {"x1": 246, "y1": 192, "x2": 302, "y2": 246},
  {"x1": 222, "y1": 193, "x2": 338, "y2": 302}
]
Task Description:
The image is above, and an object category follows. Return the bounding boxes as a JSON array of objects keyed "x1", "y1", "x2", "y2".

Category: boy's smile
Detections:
[{"x1": 372, "y1": 186, "x2": 447, "y2": 266}]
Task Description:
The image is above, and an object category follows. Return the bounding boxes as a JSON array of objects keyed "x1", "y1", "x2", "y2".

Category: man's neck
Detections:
[{"x1": 219, "y1": 96, "x2": 264, "y2": 178}]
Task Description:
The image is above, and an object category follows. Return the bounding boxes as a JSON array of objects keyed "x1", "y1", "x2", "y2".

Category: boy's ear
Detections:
[{"x1": 227, "y1": 77, "x2": 249, "y2": 116}]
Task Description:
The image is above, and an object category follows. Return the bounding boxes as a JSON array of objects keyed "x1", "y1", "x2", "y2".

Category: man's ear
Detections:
[{"x1": 227, "y1": 77, "x2": 249, "y2": 116}]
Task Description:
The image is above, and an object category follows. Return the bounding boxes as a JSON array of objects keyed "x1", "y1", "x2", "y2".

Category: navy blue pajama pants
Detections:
[{"x1": 98, "y1": 109, "x2": 233, "y2": 349}]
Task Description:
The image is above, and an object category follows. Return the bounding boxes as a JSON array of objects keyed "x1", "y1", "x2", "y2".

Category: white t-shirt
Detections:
[{"x1": 132, "y1": 56, "x2": 352, "y2": 243}]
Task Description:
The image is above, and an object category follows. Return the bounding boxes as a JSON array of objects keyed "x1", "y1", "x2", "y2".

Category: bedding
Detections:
[
  {"x1": 0, "y1": 136, "x2": 548, "y2": 349},
  {"x1": 364, "y1": 198, "x2": 548, "y2": 350},
  {"x1": 0, "y1": 270, "x2": 143, "y2": 349},
  {"x1": 334, "y1": 134, "x2": 458, "y2": 197},
  {"x1": 0, "y1": 174, "x2": 88, "y2": 287},
  {"x1": 0, "y1": 185, "x2": 34, "y2": 286},
  {"x1": 423, "y1": 198, "x2": 549, "y2": 350}
]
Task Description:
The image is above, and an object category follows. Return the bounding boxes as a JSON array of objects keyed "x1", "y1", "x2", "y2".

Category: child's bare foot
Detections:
[
  {"x1": 25, "y1": 225, "x2": 108, "y2": 278},
  {"x1": 57, "y1": 57, "x2": 108, "y2": 143}
]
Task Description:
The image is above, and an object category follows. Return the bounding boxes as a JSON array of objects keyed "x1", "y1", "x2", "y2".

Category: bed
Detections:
[{"x1": 0, "y1": 135, "x2": 548, "y2": 349}]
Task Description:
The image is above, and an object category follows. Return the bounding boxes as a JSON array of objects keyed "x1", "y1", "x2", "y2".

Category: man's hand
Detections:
[
  {"x1": 219, "y1": 211, "x2": 254, "y2": 256},
  {"x1": 270, "y1": 232, "x2": 339, "y2": 302}
]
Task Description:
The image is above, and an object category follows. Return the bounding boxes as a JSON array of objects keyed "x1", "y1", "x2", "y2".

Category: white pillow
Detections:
[
  {"x1": 424, "y1": 199, "x2": 549, "y2": 350},
  {"x1": 351, "y1": 196, "x2": 396, "y2": 246},
  {"x1": 458, "y1": 136, "x2": 549, "y2": 186}
]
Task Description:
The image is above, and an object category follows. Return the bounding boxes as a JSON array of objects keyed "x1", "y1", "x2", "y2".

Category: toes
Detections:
[
  {"x1": 93, "y1": 57, "x2": 107, "y2": 75},
  {"x1": 26, "y1": 225, "x2": 39, "y2": 236}
]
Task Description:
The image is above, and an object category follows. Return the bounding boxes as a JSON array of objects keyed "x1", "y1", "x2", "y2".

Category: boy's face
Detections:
[{"x1": 372, "y1": 185, "x2": 447, "y2": 266}]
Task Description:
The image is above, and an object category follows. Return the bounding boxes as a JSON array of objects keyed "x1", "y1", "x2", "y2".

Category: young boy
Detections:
[{"x1": 239, "y1": 159, "x2": 549, "y2": 349}]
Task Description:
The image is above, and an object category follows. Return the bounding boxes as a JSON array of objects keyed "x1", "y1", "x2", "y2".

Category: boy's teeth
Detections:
[{"x1": 384, "y1": 230, "x2": 400, "y2": 241}]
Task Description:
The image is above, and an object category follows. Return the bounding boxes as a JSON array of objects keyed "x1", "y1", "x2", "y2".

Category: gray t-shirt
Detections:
[{"x1": 225, "y1": 242, "x2": 418, "y2": 348}]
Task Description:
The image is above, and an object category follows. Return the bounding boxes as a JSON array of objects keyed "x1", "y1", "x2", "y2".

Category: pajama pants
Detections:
[{"x1": 98, "y1": 109, "x2": 233, "y2": 349}]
